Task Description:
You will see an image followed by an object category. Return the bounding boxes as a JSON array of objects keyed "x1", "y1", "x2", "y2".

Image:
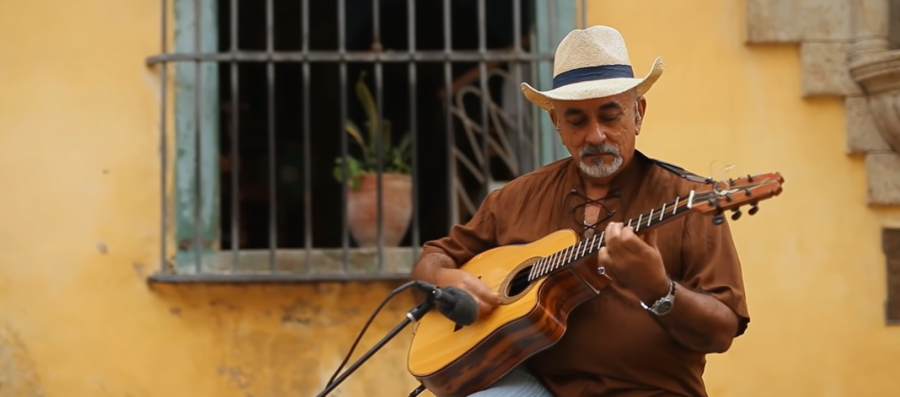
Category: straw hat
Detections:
[{"x1": 521, "y1": 25, "x2": 665, "y2": 112}]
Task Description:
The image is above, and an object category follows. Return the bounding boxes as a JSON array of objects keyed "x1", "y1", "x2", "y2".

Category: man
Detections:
[{"x1": 411, "y1": 26, "x2": 750, "y2": 397}]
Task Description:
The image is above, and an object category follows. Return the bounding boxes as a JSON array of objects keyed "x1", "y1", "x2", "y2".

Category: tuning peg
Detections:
[
  {"x1": 712, "y1": 211, "x2": 725, "y2": 225},
  {"x1": 748, "y1": 203, "x2": 759, "y2": 215},
  {"x1": 731, "y1": 209, "x2": 742, "y2": 220}
]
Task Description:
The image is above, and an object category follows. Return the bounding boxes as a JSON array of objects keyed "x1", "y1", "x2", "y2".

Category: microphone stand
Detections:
[{"x1": 315, "y1": 295, "x2": 435, "y2": 397}]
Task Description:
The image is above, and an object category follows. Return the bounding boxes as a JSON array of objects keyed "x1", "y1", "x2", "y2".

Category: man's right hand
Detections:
[{"x1": 435, "y1": 268, "x2": 500, "y2": 318}]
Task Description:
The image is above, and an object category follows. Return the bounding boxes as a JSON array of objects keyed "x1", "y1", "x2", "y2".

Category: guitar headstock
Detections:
[{"x1": 688, "y1": 172, "x2": 784, "y2": 224}]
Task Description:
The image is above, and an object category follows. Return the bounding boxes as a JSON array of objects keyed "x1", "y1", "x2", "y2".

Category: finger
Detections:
[
  {"x1": 621, "y1": 225, "x2": 657, "y2": 257},
  {"x1": 487, "y1": 290, "x2": 501, "y2": 305},
  {"x1": 641, "y1": 227, "x2": 658, "y2": 248},
  {"x1": 477, "y1": 300, "x2": 495, "y2": 317},
  {"x1": 470, "y1": 282, "x2": 500, "y2": 306},
  {"x1": 605, "y1": 222, "x2": 622, "y2": 247},
  {"x1": 597, "y1": 246, "x2": 612, "y2": 266},
  {"x1": 620, "y1": 224, "x2": 635, "y2": 241},
  {"x1": 611, "y1": 222, "x2": 623, "y2": 235},
  {"x1": 605, "y1": 221, "x2": 621, "y2": 236},
  {"x1": 486, "y1": 288, "x2": 502, "y2": 306},
  {"x1": 596, "y1": 247, "x2": 616, "y2": 278}
]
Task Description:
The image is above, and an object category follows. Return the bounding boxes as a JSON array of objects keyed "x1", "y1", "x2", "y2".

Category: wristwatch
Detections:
[{"x1": 640, "y1": 279, "x2": 676, "y2": 316}]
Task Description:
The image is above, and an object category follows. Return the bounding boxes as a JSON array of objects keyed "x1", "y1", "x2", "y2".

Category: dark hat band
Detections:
[{"x1": 552, "y1": 64, "x2": 635, "y2": 89}]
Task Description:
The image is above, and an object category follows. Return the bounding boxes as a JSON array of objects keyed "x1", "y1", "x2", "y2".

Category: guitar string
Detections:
[
  {"x1": 522, "y1": 195, "x2": 692, "y2": 283},
  {"x1": 517, "y1": 177, "x2": 769, "y2": 286},
  {"x1": 522, "y1": 204, "x2": 679, "y2": 282},
  {"x1": 522, "y1": 179, "x2": 766, "y2": 284},
  {"x1": 521, "y1": 190, "x2": 717, "y2": 283}
]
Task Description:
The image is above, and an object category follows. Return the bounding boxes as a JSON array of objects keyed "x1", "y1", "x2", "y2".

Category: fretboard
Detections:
[{"x1": 526, "y1": 190, "x2": 696, "y2": 281}]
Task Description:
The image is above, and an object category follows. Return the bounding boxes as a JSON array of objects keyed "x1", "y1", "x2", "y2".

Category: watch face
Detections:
[{"x1": 655, "y1": 301, "x2": 673, "y2": 314}]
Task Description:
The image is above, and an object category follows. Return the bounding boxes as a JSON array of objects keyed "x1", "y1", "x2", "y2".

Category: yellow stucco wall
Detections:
[
  {"x1": 1, "y1": 0, "x2": 899, "y2": 396},
  {"x1": 588, "y1": 1, "x2": 900, "y2": 396}
]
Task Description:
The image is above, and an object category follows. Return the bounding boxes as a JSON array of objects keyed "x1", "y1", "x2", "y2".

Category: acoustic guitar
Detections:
[{"x1": 406, "y1": 172, "x2": 784, "y2": 397}]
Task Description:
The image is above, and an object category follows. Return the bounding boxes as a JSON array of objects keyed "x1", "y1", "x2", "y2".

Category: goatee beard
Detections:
[{"x1": 578, "y1": 143, "x2": 622, "y2": 178}]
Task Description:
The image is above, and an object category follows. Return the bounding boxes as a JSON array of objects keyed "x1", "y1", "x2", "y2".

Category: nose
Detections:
[{"x1": 584, "y1": 123, "x2": 607, "y2": 145}]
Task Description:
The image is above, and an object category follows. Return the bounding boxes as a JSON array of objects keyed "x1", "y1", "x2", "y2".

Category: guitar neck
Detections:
[{"x1": 526, "y1": 191, "x2": 698, "y2": 282}]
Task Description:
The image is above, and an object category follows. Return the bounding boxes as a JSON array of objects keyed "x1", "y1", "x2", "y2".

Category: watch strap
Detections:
[{"x1": 640, "y1": 279, "x2": 676, "y2": 314}]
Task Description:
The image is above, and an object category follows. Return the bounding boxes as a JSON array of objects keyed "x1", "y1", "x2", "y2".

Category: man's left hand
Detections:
[{"x1": 597, "y1": 222, "x2": 671, "y2": 303}]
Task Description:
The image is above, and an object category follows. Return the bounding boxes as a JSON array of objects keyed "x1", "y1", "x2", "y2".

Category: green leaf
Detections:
[
  {"x1": 332, "y1": 155, "x2": 366, "y2": 190},
  {"x1": 354, "y1": 71, "x2": 379, "y2": 154},
  {"x1": 396, "y1": 132, "x2": 411, "y2": 159},
  {"x1": 334, "y1": 72, "x2": 414, "y2": 187},
  {"x1": 344, "y1": 120, "x2": 371, "y2": 165}
]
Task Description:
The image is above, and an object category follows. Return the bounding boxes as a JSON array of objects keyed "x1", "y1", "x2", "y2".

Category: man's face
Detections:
[{"x1": 550, "y1": 90, "x2": 646, "y2": 180}]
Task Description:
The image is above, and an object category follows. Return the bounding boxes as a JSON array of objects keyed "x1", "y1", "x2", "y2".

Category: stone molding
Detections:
[{"x1": 747, "y1": 0, "x2": 900, "y2": 205}]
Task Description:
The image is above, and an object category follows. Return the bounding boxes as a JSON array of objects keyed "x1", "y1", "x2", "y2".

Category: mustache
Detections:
[{"x1": 579, "y1": 144, "x2": 620, "y2": 157}]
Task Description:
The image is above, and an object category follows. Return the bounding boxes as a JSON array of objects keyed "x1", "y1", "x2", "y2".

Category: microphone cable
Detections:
[{"x1": 325, "y1": 280, "x2": 419, "y2": 387}]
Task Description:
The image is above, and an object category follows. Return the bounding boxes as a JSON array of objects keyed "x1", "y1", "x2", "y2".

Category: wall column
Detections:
[
  {"x1": 847, "y1": 0, "x2": 900, "y2": 204},
  {"x1": 746, "y1": 0, "x2": 900, "y2": 206},
  {"x1": 848, "y1": 0, "x2": 891, "y2": 60}
]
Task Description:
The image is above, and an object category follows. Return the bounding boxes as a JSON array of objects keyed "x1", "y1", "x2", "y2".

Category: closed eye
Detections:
[{"x1": 600, "y1": 113, "x2": 621, "y2": 123}]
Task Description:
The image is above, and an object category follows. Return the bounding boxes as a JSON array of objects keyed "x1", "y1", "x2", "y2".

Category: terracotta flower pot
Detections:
[{"x1": 346, "y1": 172, "x2": 413, "y2": 247}]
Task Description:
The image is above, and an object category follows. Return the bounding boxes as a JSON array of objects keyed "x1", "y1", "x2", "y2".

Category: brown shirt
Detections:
[{"x1": 421, "y1": 150, "x2": 750, "y2": 397}]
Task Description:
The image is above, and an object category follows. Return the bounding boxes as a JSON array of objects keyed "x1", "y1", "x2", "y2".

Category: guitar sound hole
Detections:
[{"x1": 505, "y1": 266, "x2": 533, "y2": 297}]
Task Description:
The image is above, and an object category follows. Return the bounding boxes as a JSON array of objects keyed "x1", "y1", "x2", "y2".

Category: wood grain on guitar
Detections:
[{"x1": 406, "y1": 173, "x2": 784, "y2": 397}]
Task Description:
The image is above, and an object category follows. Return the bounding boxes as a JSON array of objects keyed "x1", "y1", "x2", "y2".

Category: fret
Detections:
[
  {"x1": 532, "y1": 194, "x2": 698, "y2": 281},
  {"x1": 529, "y1": 259, "x2": 540, "y2": 279}
]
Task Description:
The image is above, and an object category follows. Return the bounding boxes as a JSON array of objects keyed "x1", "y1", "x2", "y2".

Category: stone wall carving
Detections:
[{"x1": 747, "y1": 0, "x2": 900, "y2": 205}]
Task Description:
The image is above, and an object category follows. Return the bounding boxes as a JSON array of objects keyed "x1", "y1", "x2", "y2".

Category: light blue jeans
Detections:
[{"x1": 466, "y1": 366, "x2": 554, "y2": 397}]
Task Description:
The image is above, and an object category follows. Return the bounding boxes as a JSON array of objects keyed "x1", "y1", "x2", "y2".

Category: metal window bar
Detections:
[
  {"x1": 408, "y1": 0, "x2": 420, "y2": 259},
  {"x1": 148, "y1": 0, "x2": 560, "y2": 282},
  {"x1": 230, "y1": 0, "x2": 240, "y2": 272},
  {"x1": 192, "y1": 0, "x2": 203, "y2": 274}
]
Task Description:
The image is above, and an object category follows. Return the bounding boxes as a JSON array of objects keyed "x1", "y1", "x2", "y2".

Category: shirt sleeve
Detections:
[
  {"x1": 420, "y1": 188, "x2": 501, "y2": 267},
  {"x1": 680, "y1": 211, "x2": 751, "y2": 337}
]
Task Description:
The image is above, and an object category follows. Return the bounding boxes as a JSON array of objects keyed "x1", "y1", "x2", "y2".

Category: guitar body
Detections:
[
  {"x1": 405, "y1": 171, "x2": 785, "y2": 397},
  {"x1": 407, "y1": 229, "x2": 612, "y2": 397}
]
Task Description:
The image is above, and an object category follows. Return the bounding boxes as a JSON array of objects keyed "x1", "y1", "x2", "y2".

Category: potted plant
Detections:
[{"x1": 333, "y1": 71, "x2": 413, "y2": 248}]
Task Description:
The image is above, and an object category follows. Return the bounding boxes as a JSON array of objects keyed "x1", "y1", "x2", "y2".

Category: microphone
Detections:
[{"x1": 413, "y1": 281, "x2": 479, "y2": 326}]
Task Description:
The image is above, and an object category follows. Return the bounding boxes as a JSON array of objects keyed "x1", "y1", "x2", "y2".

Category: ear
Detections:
[
  {"x1": 634, "y1": 96, "x2": 647, "y2": 135},
  {"x1": 548, "y1": 110, "x2": 560, "y2": 132}
]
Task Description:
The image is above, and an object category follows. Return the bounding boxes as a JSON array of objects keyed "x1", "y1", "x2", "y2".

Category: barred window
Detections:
[{"x1": 146, "y1": 0, "x2": 585, "y2": 282}]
